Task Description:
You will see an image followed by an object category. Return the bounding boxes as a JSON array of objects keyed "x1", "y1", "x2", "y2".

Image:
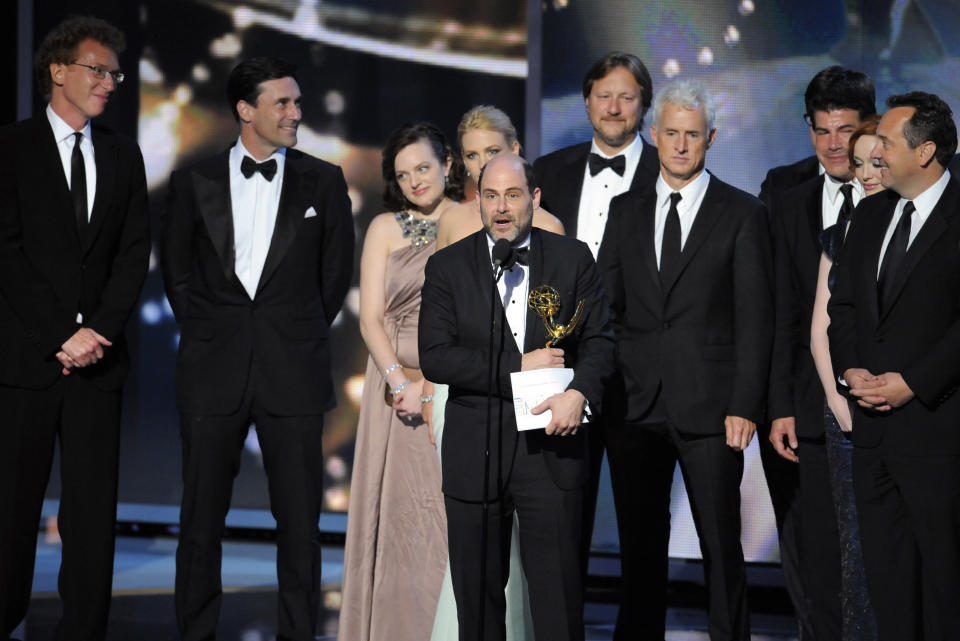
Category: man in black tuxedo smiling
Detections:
[
  {"x1": 0, "y1": 16, "x2": 150, "y2": 641},
  {"x1": 162, "y1": 57, "x2": 353, "y2": 641},
  {"x1": 420, "y1": 153, "x2": 614, "y2": 641}
]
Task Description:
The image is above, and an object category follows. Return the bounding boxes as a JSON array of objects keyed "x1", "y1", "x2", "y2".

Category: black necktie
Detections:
[
  {"x1": 71, "y1": 132, "x2": 87, "y2": 231},
  {"x1": 588, "y1": 153, "x2": 626, "y2": 177},
  {"x1": 659, "y1": 192, "x2": 682, "y2": 288},
  {"x1": 877, "y1": 201, "x2": 914, "y2": 311},
  {"x1": 838, "y1": 183, "x2": 854, "y2": 224},
  {"x1": 240, "y1": 156, "x2": 278, "y2": 181}
]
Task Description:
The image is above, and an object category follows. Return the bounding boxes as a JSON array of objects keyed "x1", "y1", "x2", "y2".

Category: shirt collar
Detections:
[
  {"x1": 903, "y1": 169, "x2": 951, "y2": 223},
  {"x1": 46, "y1": 103, "x2": 92, "y2": 144},
  {"x1": 655, "y1": 169, "x2": 710, "y2": 209},
  {"x1": 589, "y1": 133, "x2": 643, "y2": 165},
  {"x1": 823, "y1": 173, "x2": 864, "y2": 203},
  {"x1": 230, "y1": 136, "x2": 287, "y2": 175}
]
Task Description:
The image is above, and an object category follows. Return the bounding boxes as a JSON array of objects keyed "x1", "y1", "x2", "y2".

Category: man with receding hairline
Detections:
[{"x1": 0, "y1": 15, "x2": 149, "y2": 641}]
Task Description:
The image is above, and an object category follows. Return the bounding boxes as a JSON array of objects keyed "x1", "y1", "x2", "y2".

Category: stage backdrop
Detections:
[{"x1": 539, "y1": 0, "x2": 960, "y2": 562}]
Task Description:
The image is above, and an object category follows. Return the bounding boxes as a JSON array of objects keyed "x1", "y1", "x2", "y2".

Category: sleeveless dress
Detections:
[
  {"x1": 819, "y1": 219, "x2": 878, "y2": 641},
  {"x1": 429, "y1": 384, "x2": 535, "y2": 641},
  {"x1": 338, "y1": 214, "x2": 447, "y2": 641}
]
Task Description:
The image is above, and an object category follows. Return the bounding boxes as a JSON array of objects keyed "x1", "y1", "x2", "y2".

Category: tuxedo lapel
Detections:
[
  {"x1": 33, "y1": 117, "x2": 80, "y2": 246},
  {"x1": 804, "y1": 176, "x2": 825, "y2": 259},
  {"x1": 256, "y1": 153, "x2": 305, "y2": 297},
  {"x1": 524, "y1": 230, "x2": 544, "y2": 352},
  {"x1": 193, "y1": 153, "x2": 235, "y2": 282},
  {"x1": 557, "y1": 146, "x2": 588, "y2": 237},
  {"x1": 661, "y1": 178, "x2": 724, "y2": 296},
  {"x1": 631, "y1": 138, "x2": 660, "y2": 190},
  {"x1": 82, "y1": 127, "x2": 117, "y2": 254},
  {"x1": 472, "y1": 232, "x2": 512, "y2": 352},
  {"x1": 878, "y1": 181, "x2": 959, "y2": 323},
  {"x1": 636, "y1": 190, "x2": 661, "y2": 291},
  {"x1": 861, "y1": 198, "x2": 897, "y2": 323}
]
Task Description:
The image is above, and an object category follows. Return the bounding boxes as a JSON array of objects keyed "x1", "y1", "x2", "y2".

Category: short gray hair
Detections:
[{"x1": 652, "y1": 78, "x2": 716, "y2": 133}]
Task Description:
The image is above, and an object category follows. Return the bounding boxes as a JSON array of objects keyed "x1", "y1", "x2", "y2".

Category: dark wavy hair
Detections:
[
  {"x1": 887, "y1": 92, "x2": 958, "y2": 168},
  {"x1": 35, "y1": 16, "x2": 126, "y2": 99},
  {"x1": 804, "y1": 66, "x2": 875, "y2": 126},
  {"x1": 381, "y1": 123, "x2": 465, "y2": 211},
  {"x1": 581, "y1": 51, "x2": 653, "y2": 127},
  {"x1": 226, "y1": 57, "x2": 298, "y2": 122}
]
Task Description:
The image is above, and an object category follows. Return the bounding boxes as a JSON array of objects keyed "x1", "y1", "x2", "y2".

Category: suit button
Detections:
[{"x1": 662, "y1": 322, "x2": 670, "y2": 330}]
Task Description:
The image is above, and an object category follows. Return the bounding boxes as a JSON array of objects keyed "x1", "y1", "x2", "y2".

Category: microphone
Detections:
[{"x1": 491, "y1": 238, "x2": 512, "y2": 282}]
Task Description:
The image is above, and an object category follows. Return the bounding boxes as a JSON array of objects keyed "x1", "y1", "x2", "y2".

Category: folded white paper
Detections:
[{"x1": 510, "y1": 367, "x2": 583, "y2": 431}]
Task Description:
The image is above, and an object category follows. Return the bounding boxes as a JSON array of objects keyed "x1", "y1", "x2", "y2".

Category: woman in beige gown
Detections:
[{"x1": 338, "y1": 123, "x2": 463, "y2": 641}]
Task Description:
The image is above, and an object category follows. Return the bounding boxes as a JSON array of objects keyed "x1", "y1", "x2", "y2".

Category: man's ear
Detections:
[
  {"x1": 236, "y1": 100, "x2": 253, "y2": 124},
  {"x1": 50, "y1": 62, "x2": 65, "y2": 88}
]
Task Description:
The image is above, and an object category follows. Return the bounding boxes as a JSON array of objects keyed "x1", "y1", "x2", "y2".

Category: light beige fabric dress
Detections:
[{"x1": 338, "y1": 229, "x2": 446, "y2": 641}]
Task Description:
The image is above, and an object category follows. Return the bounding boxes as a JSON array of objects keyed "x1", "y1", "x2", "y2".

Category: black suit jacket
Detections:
[
  {"x1": 0, "y1": 115, "x2": 150, "y2": 391},
  {"x1": 828, "y1": 180, "x2": 960, "y2": 455},
  {"x1": 768, "y1": 175, "x2": 833, "y2": 437},
  {"x1": 758, "y1": 155, "x2": 820, "y2": 208},
  {"x1": 532, "y1": 138, "x2": 660, "y2": 237},
  {"x1": 600, "y1": 175, "x2": 773, "y2": 433},
  {"x1": 419, "y1": 229, "x2": 615, "y2": 501},
  {"x1": 162, "y1": 147, "x2": 354, "y2": 416}
]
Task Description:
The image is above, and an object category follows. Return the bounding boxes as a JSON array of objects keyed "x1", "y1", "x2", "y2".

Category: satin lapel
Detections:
[
  {"x1": 804, "y1": 176, "x2": 825, "y2": 260},
  {"x1": 193, "y1": 155, "x2": 235, "y2": 282},
  {"x1": 82, "y1": 127, "x2": 117, "y2": 255},
  {"x1": 878, "y1": 181, "x2": 959, "y2": 323},
  {"x1": 661, "y1": 178, "x2": 724, "y2": 296},
  {"x1": 636, "y1": 189, "x2": 661, "y2": 291},
  {"x1": 558, "y1": 147, "x2": 588, "y2": 237},
  {"x1": 863, "y1": 201, "x2": 896, "y2": 324},
  {"x1": 256, "y1": 155, "x2": 303, "y2": 297},
  {"x1": 523, "y1": 230, "x2": 544, "y2": 352},
  {"x1": 473, "y1": 232, "x2": 512, "y2": 352},
  {"x1": 631, "y1": 139, "x2": 660, "y2": 190},
  {"x1": 33, "y1": 118, "x2": 80, "y2": 246}
]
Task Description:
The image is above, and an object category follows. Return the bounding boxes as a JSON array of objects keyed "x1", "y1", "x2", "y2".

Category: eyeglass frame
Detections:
[{"x1": 68, "y1": 62, "x2": 125, "y2": 86}]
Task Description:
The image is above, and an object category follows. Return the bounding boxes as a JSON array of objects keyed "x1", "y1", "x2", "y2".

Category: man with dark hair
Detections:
[
  {"x1": 828, "y1": 90, "x2": 960, "y2": 641},
  {"x1": 766, "y1": 65, "x2": 877, "y2": 641},
  {"x1": 162, "y1": 56, "x2": 354, "y2": 641},
  {"x1": 601, "y1": 78, "x2": 772, "y2": 641},
  {"x1": 420, "y1": 152, "x2": 614, "y2": 641},
  {"x1": 532, "y1": 49, "x2": 659, "y2": 589},
  {"x1": 0, "y1": 15, "x2": 150, "y2": 641}
]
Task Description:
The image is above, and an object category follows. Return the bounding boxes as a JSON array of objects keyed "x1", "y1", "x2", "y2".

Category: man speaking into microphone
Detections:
[{"x1": 419, "y1": 153, "x2": 614, "y2": 641}]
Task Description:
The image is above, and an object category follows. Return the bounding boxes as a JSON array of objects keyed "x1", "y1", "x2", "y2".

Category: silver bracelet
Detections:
[
  {"x1": 419, "y1": 395, "x2": 434, "y2": 404},
  {"x1": 383, "y1": 362, "x2": 403, "y2": 377},
  {"x1": 390, "y1": 381, "x2": 409, "y2": 396}
]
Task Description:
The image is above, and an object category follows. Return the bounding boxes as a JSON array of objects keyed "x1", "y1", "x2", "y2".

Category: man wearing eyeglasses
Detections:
[{"x1": 0, "y1": 16, "x2": 149, "y2": 641}]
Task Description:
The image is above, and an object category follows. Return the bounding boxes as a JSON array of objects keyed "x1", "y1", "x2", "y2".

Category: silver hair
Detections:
[{"x1": 652, "y1": 78, "x2": 716, "y2": 132}]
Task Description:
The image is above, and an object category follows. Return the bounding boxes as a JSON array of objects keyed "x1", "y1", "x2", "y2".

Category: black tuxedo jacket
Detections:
[
  {"x1": 162, "y1": 147, "x2": 354, "y2": 416},
  {"x1": 768, "y1": 175, "x2": 832, "y2": 437},
  {"x1": 758, "y1": 155, "x2": 820, "y2": 207},
  {"x1": 600, "y1": 175, "x2": 773, "y2": 433},
  {"x1": 828, "y1": 180, "x2": 960, "y2": 455},
  {"x1": 532, "y1": 138, "x2": 660, "y2": 237},
  {"x1": 419, "y1": 229, "x2": 615, "y2": 501},
  {"x1": 0, "y1": 115, "x2": 150, "y2": 391}
]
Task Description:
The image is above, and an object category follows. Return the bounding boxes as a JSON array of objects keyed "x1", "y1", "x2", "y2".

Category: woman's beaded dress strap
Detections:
[{"x1": 395, "y1": 211, "x2": 438, "y2": 248}]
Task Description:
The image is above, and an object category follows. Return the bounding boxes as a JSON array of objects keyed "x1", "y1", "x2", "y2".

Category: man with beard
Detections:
[{"x1": 420, "y1": 153, "x2": 614, "y2": 641}]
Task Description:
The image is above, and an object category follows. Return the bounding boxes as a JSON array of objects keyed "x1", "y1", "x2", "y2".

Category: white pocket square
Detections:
[{"x1": 304, "y1": 206, "x2": 318, "y2": 218}]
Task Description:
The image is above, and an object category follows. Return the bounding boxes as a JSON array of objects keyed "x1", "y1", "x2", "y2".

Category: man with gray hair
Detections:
[{"x1": 600, "y1": 78, "x2": 773, "y2": 641}]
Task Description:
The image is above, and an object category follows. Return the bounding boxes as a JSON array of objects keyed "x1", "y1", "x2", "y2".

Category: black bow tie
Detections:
[
  {"x1": 513, "y1": 246, "x2": 530, "y2": 266},
  {"x1": 588, "y1": 152, "x2": 626, "y2": 177},
  {"x1": 240, "y1": 156, "x2": 278, "y2": 181}
]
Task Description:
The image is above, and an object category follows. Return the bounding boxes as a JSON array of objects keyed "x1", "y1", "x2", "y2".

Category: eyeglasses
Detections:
[{"x1": 69, "y1": 62, "x2": 125, "y2": 85}]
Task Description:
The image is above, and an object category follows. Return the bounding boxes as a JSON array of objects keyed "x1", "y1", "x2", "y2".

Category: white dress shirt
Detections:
[
  {"x1": 488, "y1": 233, "x2": 531, "y2": 352},
  {"x1": 821, "y1": 174, "x2": 864, "y2": 229},
  {"x1": 876, "y1": 170, "x2": 951, "y2": 277},
  {"x1": 653, "y1": 170, "x2": 711, "y2": 267},
  {"x1": 47, "y1": 104, "x2": 96, "y2": 219},
  {"x1": 576, "y1": 135, "x2": 645, "y2": 258},
  {"x1": 229, "y1": 138, "x2": 286, "y2": 298}
]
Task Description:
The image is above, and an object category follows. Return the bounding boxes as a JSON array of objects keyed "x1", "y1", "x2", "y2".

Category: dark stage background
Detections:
[{"x1": 11, "y1": 0, "x2": 960, "y2": 563}]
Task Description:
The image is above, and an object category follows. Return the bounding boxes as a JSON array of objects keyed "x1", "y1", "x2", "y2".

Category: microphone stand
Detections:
[{"x1": 480, "y1": 241, "x2": 511, "y2": 640}]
